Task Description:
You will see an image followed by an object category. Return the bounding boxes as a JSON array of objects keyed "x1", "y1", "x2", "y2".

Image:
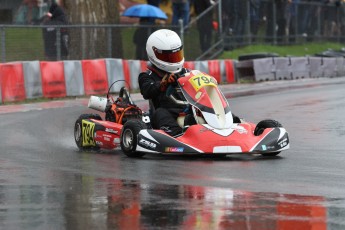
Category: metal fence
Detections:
[
  {"x1": 222, "y1": 0, "x2": 345, "y2": 49},
  {"x1": 0, "y1": 0, "x2": 222, "y2": 62},
  {"x1": 1, "y1": 0, "x2": 345, "y2": 63}
]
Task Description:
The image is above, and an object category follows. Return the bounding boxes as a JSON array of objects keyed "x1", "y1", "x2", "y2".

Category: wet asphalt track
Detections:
[{"x1": 1, "y1": 77, "x2": 345, "y2": 229}]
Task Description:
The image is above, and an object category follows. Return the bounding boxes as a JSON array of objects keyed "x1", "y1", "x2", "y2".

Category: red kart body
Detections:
[{"x1": 74, "y1": 70, "x2": 289, "y2": 157}]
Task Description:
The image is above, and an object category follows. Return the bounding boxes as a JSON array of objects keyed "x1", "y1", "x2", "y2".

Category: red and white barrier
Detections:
[
  {"x1": 64, "y1": 60, "x2": 84, "y2": 96},
  {"x1": 222, "y1": 59, "x2": 236, "y2": 83},
  {"x1": 126, "y1": 60, "x2": 148, "y2": 90},
  {"x1": 105, "y1": 58, "x2": 126, "y2": 92},
  {"x1": 40, "y1": 61, "x2": 66, "y2": 98},
  {"x1": 23, "y1": 61, "x2": 42, "y2": 99},
  {"x1": 0, "y1": 58, "x2": 236, "y2": 104},
  {"x1": 81, "y1": 59, "x2": 109, "y2": 95},
  {"x1": 187, "y1": 60, "x2": 236, "y2": 84},
  {"x1": 0, "y1": 62, "x2": 26, "y2": 103}
]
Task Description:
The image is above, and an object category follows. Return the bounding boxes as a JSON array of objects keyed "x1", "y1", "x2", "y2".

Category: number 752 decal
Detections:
[{"x1": 189, "y1": 74, "x2": 218, "y2": 91}]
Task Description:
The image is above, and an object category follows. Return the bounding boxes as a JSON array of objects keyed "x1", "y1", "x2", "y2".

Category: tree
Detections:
[{"x1": 62, "y1": 0, "x2": 123, "y2": 59}]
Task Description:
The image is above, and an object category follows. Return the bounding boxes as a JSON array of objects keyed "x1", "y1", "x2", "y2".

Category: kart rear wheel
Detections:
[
  {"x1": 254, "y1": 119, "x2": 283, "y2": 157},
  {"x1": 120, "y1": 120, "x2": 146, "y2": 158},
  {"x1": 74, "y1": 114, "x2": 102, "y2": 151}
]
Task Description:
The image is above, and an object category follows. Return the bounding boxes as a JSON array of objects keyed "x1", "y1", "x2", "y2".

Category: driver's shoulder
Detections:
[{"x1": 181, "y1": 67, "x2": 190, "y2": 75}]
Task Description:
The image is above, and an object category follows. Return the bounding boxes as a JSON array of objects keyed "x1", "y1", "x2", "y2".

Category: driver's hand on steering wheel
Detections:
[{"x1": 160, "y1": 73, "x2": 177, "y2": 91}]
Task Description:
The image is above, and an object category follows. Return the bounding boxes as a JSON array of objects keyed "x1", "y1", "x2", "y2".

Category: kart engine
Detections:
[{"x1": 105, "y1": 97, "x2": 142, "y2": 124}]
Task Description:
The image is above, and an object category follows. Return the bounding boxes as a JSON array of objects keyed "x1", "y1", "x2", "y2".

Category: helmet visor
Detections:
[{"x1": 152, "y1": 46, "x2": 184, "y2": 63}]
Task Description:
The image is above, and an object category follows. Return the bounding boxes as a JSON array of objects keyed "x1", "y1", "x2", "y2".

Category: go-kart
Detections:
[{"x1": 74, "y1": 70, "x2": 289, "y2": 157}]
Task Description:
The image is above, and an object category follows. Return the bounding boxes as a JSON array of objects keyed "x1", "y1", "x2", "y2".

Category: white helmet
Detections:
[{"x1": 146, "y1": 29, "x2": 185, "y2": 73}]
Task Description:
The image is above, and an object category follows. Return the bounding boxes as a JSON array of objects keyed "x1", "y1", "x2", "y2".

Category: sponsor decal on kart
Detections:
[
  {"x1": 278, "y1": 137, "x2": 288, "y2": 148},
  {"x1": 105, "y1": 128, "x2": 118, "y2": 134},
  {"x1": 233, "y1": 125, "x2": 248, "y2": 134},
  {"x1": 139, "y1": 139, "x2": 157, "y2": 149},
  {"x1": 165, "y1": 147, "x2": 184, "y2": 153},
  {"x1": 189, "y1": 73, "x2": 217, "y2": 91},
  {"x1": 261, "y1": 145, "x2": 275, "y2": 151},
  {"x1": 82, "y1": 120, "x2": 96, "y2": 146}
]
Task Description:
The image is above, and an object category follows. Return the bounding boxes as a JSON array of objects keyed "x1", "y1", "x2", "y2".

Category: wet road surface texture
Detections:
[{"x1": 0, "y1": 78, "x2": 345, "y2": 229}]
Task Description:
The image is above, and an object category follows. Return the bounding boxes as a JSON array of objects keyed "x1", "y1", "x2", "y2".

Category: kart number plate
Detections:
[
  {"x1": 82, "y1": 120, "x2": 96, "y2": 146},
  {"x1": 189, "y1": 74, "x2": 217, "y2": 91}
]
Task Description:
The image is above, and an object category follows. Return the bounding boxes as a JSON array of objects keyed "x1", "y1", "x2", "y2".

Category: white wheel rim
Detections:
[{"x1": 123, "y1": 129, "x2": 133, "y2": 149}]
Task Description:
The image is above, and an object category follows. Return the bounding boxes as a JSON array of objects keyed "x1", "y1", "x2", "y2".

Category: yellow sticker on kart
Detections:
[
  {"x1": 82, "y1": 120, "x2": 96, "y2": 146},
  {"x1": 189, "y1": 73, "x2": 217, "y2": 91}
]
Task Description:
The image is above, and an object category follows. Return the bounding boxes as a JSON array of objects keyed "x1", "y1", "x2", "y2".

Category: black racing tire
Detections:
[
  {"x1": 254, "y1": 119, "x2": 283, "y2": 157},
  {"x1": 314, "y1": 50, "x2": 345, "y2": 57},
  {"x1": 74, "y1": 114, "x2": 102, "y2": 151},
  {"x1": 120, "y1": 120, "x2": 146, "y2": 158}
]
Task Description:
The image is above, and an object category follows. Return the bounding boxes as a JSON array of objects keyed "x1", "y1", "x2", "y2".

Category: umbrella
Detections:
[{"x1": 122, "y1": 4, "x2": 168, "y2": 20}]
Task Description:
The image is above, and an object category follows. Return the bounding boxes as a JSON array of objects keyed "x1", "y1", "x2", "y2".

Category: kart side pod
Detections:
[{"x1": 88, "y1": 96, "x2": 108, "y2": 112}]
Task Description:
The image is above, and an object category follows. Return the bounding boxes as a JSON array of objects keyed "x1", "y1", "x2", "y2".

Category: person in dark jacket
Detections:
[
  {"x1": 147, "y1": 0, "x2": 160, "y2": 7},
  {"x1": 171, "y1": 0, "x2": 190, "y2": 27},
  {"x1": 138, "y1": 29, "x2": 189, "y2": 136},
  {"x1": 193, "y1": 0, "x2": 214, "y2": 52},
  {"x1": 133, "y1": 18, "x2": 153, "y2": 60},
  {"x1": 42, "y1": 0, "x2": 69, "y2": 60}
]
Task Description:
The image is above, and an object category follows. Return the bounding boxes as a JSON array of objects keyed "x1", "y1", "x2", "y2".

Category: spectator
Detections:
[
  {"x1": 193, "y1": 0, "x2": 214, "y2": 52},
  {"x1": 42, "y1": 0, "x2": 69, "y2": 60},
  {"x1": 147, "y1": 0, "x2": 161, "y2": 7},
  {"x1": 231, "y1": 0, "x2": 247, "y2": 46},
  {"x1": 221, "y1": 0, "x2": 232, "y2": 35},
  {"x1": 249, "y1": 0, "x2": 262, "y2": 43},
  {"x1": 264, "y1": 0, "x2": 289, "y2": 44},
  {"x1": 15, "y1": 0, "x2": 41, "y2": 25},
  {"x1": 276, "y1": 0, "x2": 289, "y2": 44},
  {"x1": 336, "y1": 0, "x2": 345, "y2": 42},
  {"x1": 299, "y1": 0, "x2": 319, "y2": 41},
  {"x1": 147, "y1": 0, "x2": 161, "y2": 23},
  {"x1": 286, "y1": 0, "x2": 299, "y2": 43},
  {"x1": 171, "y1": 0, "x2": 190, "y2": 27},
  {"x1": 323, "y1": 0, "x2": 341, "y2": 40},
  {"x1": 133, "y1": 18, "x2": 153, "y2": 60}
]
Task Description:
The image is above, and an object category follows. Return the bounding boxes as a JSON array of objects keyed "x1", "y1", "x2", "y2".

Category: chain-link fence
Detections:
[
  {"x1": 0, "y1": 0, "x2": 221, "y2": 62},
  {"x1": 0, "y1": 9, "x2": 220, "y2": 62},
  {"x1": 1, "y1": 0, "x2": 345, "y2": 63},
  {"x1": 222, "y1": 0, "x2": 345, "y2": 49}
]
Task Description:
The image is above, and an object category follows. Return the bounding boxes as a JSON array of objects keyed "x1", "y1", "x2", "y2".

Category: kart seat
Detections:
[{"x1": 177, "y1": 113, "x2": 206, "y2": 128}]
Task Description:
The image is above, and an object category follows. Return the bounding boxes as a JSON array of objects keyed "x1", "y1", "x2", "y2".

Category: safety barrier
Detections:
[
  {"x1": 237, "y1": 56, "x2": 345, "y2": 82},
  {"x1": 0, "y1": 62, "x2": 26, "y2": 103},
  {"x1": 40, "y1": 61, "x2": 66, "y2": 98},
  {"x1": 1, "y1": 56, "x2": 343, "y2": 104},
  {"x1": 0, "y1": 58, "x2": 237, "y2": 104}
]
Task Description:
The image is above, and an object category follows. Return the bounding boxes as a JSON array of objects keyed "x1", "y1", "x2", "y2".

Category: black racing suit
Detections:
[{"x1": 138, "y1": 64, "x2": 189, "y2": 136}]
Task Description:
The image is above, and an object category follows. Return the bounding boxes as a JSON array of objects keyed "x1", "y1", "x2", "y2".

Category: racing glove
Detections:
[{"x1": 160, "y1": 73, "x2": 177, "y2": 91}]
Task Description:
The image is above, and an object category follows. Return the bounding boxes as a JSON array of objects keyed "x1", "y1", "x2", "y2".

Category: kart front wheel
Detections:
[
  {"x1": 254, "y1": 119, "x2": 283, "y2": 156},
  {"x1": 74, "y1": 114, "x2": 102, "y2": 151},
  {"x1": 120, "y1": 120, "x2": 146, "y2": 158}
]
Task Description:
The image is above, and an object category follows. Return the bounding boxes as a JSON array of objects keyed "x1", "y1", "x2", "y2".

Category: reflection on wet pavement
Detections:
[{"x1": 1, "y1": 177, "x2": 340, "y2": 230}]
